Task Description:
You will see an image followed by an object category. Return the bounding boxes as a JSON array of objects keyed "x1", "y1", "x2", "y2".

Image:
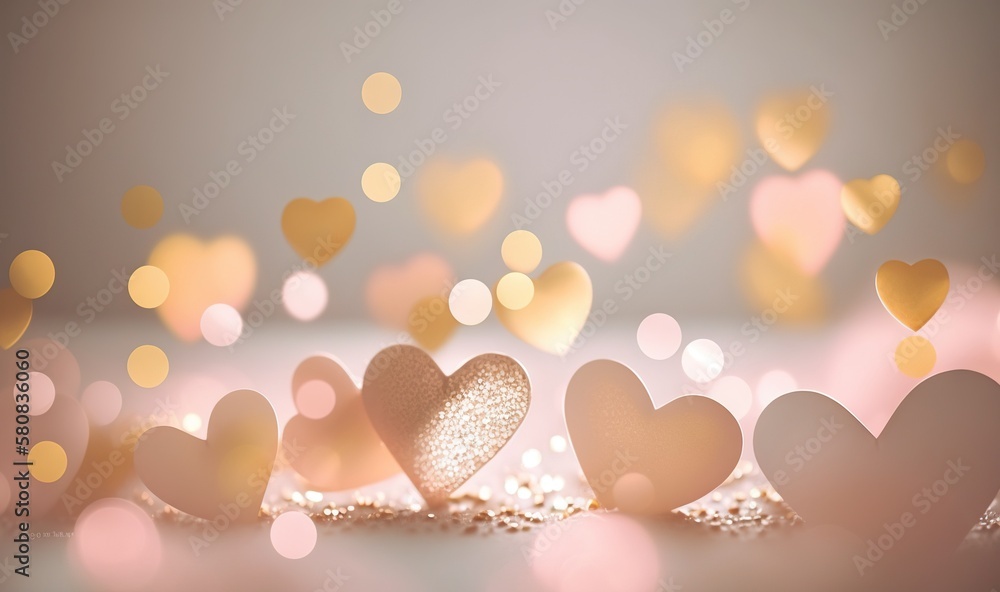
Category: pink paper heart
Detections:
[
  {"x1": 749, "y1": 170, "x2": 844, "y2": 276},
  {"x1": 566, "y1": 186, "x2": 642, "y2": 262}
]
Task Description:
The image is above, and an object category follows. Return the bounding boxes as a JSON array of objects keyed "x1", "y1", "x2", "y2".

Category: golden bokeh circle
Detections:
[
  {"x1": 28, "y1": 441, "x2": 68, "y2": 483},
  {"x1": 362, "y1": 72, "x2": 402, "y2": 114},
  {"x1": 496, "y1": 272, "x2": 535, "y2": 311},
  {"x1": 946, "y1": 139, "x2": 985, "y2": 185},
  {"x1": 9, "y1": 250, "x2": 55, "y2": 299},
  {"x1": 501, "y1": 230, "x2": 543, "y2": 273},
  {"x1": 128, "y1": 265, "x2": 170, "y2": 309},
  {"x1": 127, "y1": 345, "x2": 169, "y2": 388},
  {"x1": 121, "y1": 185, "x2": 164, "y2": 229},
  {"x1": 362, "y1": 163, "x2": 401, "y2": 202},
  {"x1": 894, "y1": 335, "x2": 936, "y2": 378}
]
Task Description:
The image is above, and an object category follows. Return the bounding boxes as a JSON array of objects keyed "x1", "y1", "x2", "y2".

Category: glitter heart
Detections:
[
  {"x1": 134, "y1": 389, "x2": 277, "y2": 522},
  {"x1": 494, "y1": 262, "x2": 593, "y2": 355},
  {"x1": 362, "y1": 345, "x2": 530, "y2": 506},
  {"x1": 280, "y1": 197, "x2": 356, "y2": 266},
  {"x1": 566, "y1": 186, "x2": 642, "y2": 262},
  {"x1": 0, "y1": 288, "x2": 32, "y2": 349},
  {"x1": 876, "y1": 259, "x2": 949, "y2": 331},
  {"x1": 565, "y1": 360, "x2": 742, "y2": 514},
  {"x1": 754, "y1": 370, "x2": 1000, "y2": 583},
  {"x1": 148, "y1": 234, "x2": 256, "y2": 342},
  {"x1": 417, "y1": 158, "x2": 503, "y2": 236},
  {"x1": 840, "y1": 174, "x2": 901, "y2": 235},
  {"x1": 282, "y1": 355, "x2": 401, "y2": 491}
]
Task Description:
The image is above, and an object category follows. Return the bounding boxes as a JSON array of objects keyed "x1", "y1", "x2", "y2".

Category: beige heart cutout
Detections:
[
  {"x1": 282, "y1": 355, "x2": 401, "y2": 490},
  {"x1": 134, "y1": 389, "x2": 277, "y2": 522},
  {"x1": 148, "y1": 234, "x2": 256, "y2": 342},
  {"x1": 280, "y1": 197, "x2": 356, "y2": 265},
  {"x1": 495, "y1": 262, "x2": 593, "y2": 355},
  {"x1": 362, "y1": 345, "x2": 530, "y2": 506},
  {"x1": 565, "y1": 360, "x2": 743, "y2": 514},
  {"x1": 754, "y1": 370, "x2": 1000, "y2": 583}
]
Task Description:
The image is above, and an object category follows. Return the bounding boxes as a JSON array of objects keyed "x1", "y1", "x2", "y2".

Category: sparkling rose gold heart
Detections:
[
  {"x1": 362, "y1": 345, "x2": 530, "y2": 506},
  {"x1": 565, "y1": 360, "x2": 743, "y2": 514}
]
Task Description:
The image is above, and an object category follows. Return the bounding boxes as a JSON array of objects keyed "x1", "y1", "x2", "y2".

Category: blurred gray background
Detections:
[{"x1": 1, "y1": 0, "x2": 997, "y2": 324}]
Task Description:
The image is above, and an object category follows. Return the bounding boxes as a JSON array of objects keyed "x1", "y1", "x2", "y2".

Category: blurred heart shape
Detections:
[
  {"x1": 750, "y1": 170, "x2": 844, "y2": 276},
  {"x1": 841, "y1": 174, "x2": 901, "y2": 235},
  {"x1": 876, "y1": 259, "x2": 949, "y2": 332},
  {"x1": 755, "y1": 86, "x2": 831, "y2": 171},
  {"x1": 280, "y1": 197, "x2": 356, "y2": 265},
  {"x1": 754, "y1": 370, "x2": 1000, "y2": 581},
  {"x1": 566, "y1": 186, "x2": 642, "y2": 262},
  {"x1": 365, "y1": 252, "x2": 455, "y2": 330},
  {"x1": 282, "y1": 355, "x2": 401, "y2": 491},
  {"x1": 148, "y1": 234, "x2": 256, "y2": 342},
  {"x1": 495, "y1": 262, "x2": 593, "y2": 355},
  {"x1": 565, "y1": 360, "x2": 742, "y2": 514},
  {"x1": 362, "y1": 345, "x2": 530, "y2": 506},
  {"x1": 134, "y1": 389, "x2": 277, "y2": 522},
  {"x1": 417, "y1": 158, "x2": 503, "y2": 235}
]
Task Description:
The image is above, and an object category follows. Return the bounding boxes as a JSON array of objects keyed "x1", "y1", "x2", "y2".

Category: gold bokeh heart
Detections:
[
  {"x1": 282, "y1": 355, "x2": 401, "y2": 491},
  {"x1": 841, "y1": 174, "x2": 901, "y2": 235},
  {"x1": 148, "y1": 234, "x2": 256, "y2": 342},
  {"x1": 417, "y1": 158, "x2": 503, "y2": 235},
  {"x1": 876, "y1": 259, "x2": 949, "y2": 331},
  {"x1": 494, "y1": 262, "x2": 593, "y2": 355},
  {"x1": 407, "y1": 295, "x2": 458, "y2": 351},
  {"x1": 755, "y1": 87, "x2": 831, "y2": 171},
  {"x1": 281, "y1": 197, "x2": 356, "y2": 265},
  {"x1": 362, "y1": 345, "x2": 530, "y2": 506},
  {"x1": 0, "y1": 288, "x2": 32, "y2": 349},
  {"x1": 134, "y1": 389, "x2": 278, "y2": 522},
  {"x1": 565, "y1": 360, "x2": 743, "y2": 514}
]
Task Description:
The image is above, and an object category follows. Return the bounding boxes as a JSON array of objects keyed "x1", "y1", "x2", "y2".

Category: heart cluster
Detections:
[{"x1": 133, "y1": 348, "x2": 1000, "y2": 575}]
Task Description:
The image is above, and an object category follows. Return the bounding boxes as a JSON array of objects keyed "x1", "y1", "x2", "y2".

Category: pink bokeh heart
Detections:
[
  {"x1": 566, "y1": 186, "x2": 642, "y2": 262},
  {"x1": 750, "y1": 170, "x2": 844, "y2": 276}
]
